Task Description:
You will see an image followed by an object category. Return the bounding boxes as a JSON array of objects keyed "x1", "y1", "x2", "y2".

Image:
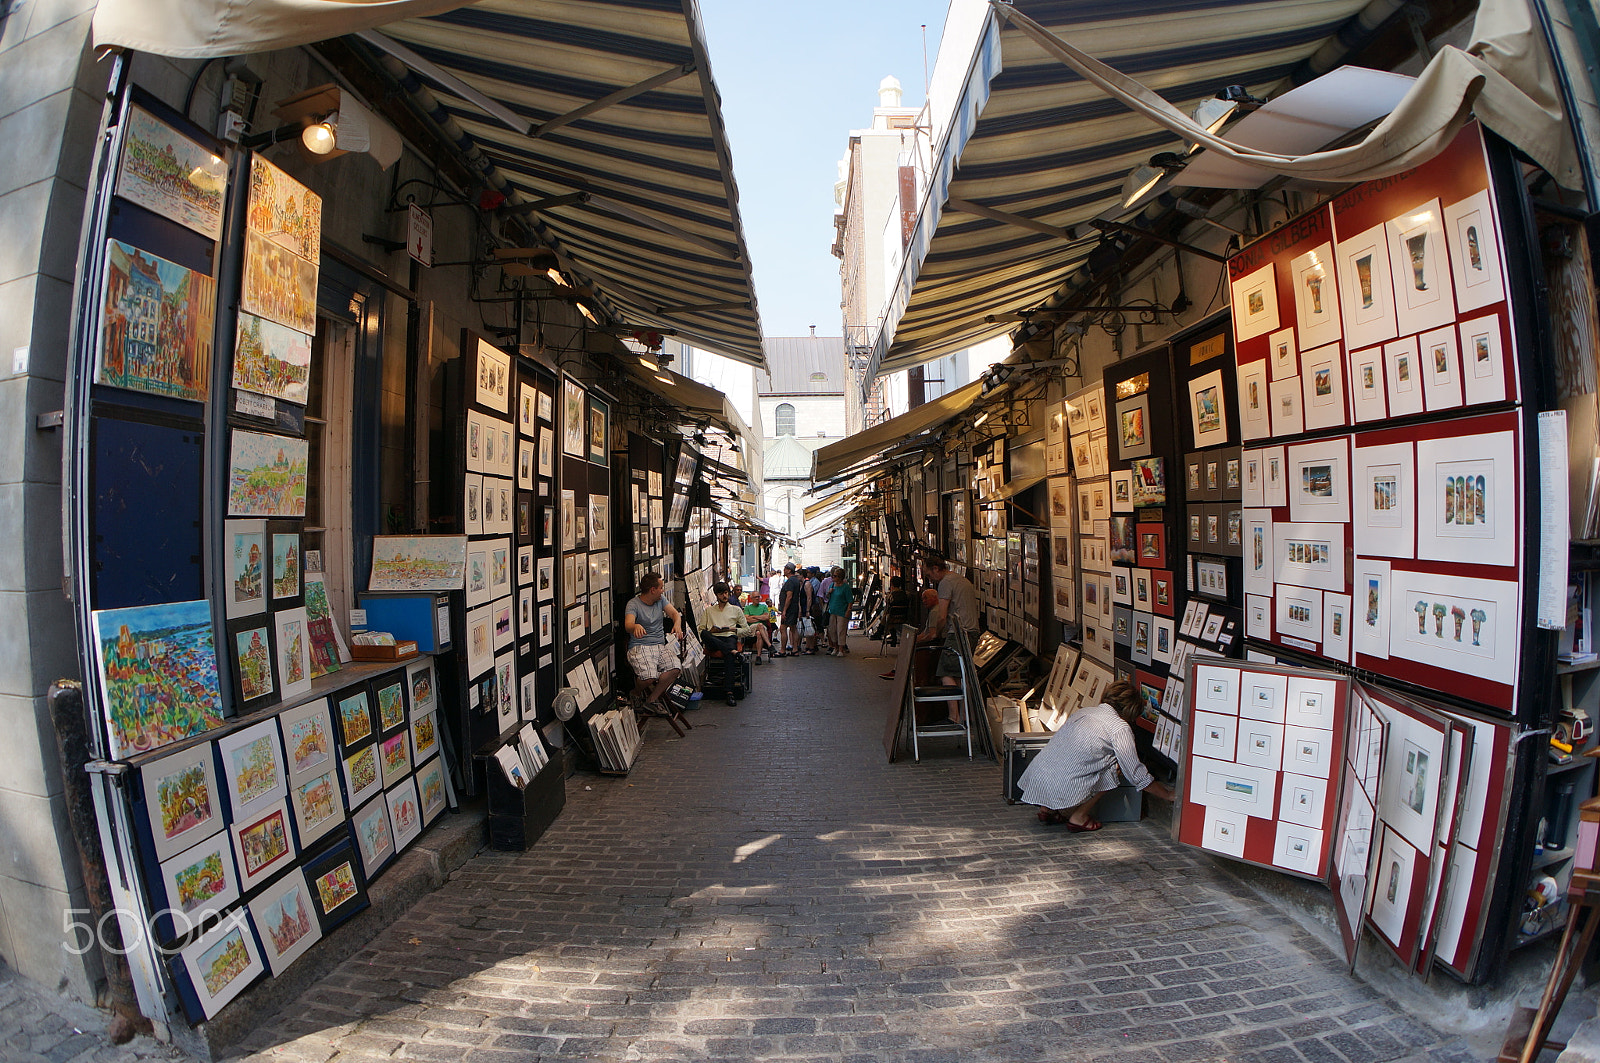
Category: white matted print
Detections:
[
  {"x1": 1237, "y1": 718, "x2": 1284, "y2": 772},
  {"x1": 1336, "y1": 222, "x2": 1398, "y2": 350},
  {"x1": 1201, "y1": 807, "x2": 1249, "y2": 859},
  {"x1": 1231, "y1": 262, "x2": 1280, "y2": 342},
  {"x1": 1189, "y1": 369, "x2": 1228, "y2": 448},
  {"x1": 1354, "y1": 557, "x2": 1393, "y2": 660},
  {"x1": 1269, "y1": 376, "x2": 1304, "y2": 438},
  {"x1": 1414, "y1": 430, "x2": 1516, "y2": 567},
  {"x1": 1278, "y1": 771, "x2": 1329, "y2": 828},
  {"x1": 1300, "y1": 344, "x2": 1347, "y2": 431},
  {"x1": 1444, "y1": 188, "x2": 1506, "y2": 314},
  {"x1": 1353, "y1": 440, "x2": 1415, "y2": 560},
  {"x1": 1383, "y1": 336, "x2": 1424, "y2": 417},
  {"x1": 1239, "y1": 672, "x2": 1289, "y2": 723},
  {"x1": 1369, "y1": 826, "x2": 1419, "y2": 947},
  {"x1": 1386, "y1": 198, "x2": 1456, "y2": 336},
  {"x1": 1246, "y1": 593, "x2": 1272, "y2": 640},
  {"x1": 1292, "y1": 242, "x2": 1342, "y2": 349},
  {"x1": 1459, "y1": 313, "x2": 1509, "y2": 406},
  {"x1": 1243, "y1": 510, "x2": 1273, "y2": 597},
  {"x1": 1288, "y1": 437, "x2": 1350, "y2": 523},
  {"x1": 1378, "y1": 708, "x2": 1449, "y2": 853},
  {"x1": 1263, "y1": 446, "x2": 1288, "y2": 508},
  {"x1": 1286, "y1": 675, "x2": 1340, "y2": 729},
  {"x1": 1193, "y1": 710, "x2": 1238, "y2": 761},
  {"x1": 1348, "y1": 346, "x2": 1387, "y2": 423},
  {"x1": 1268, "y1": 326, "x2": 1298, "y2": 381},
  {"x1": 1418, "y1": 325, "x2": 1462, "y2": 412},
  {"x1": 1190, "y1": 756, "x2": 1279, "y2": 821},
  {"x1": 217, "y1": 718, "x2": 287, "y2": 822},
  {"x1": 1323, "y1": 593, "x2": 1352, "y2": 663},
  {"x1": 1389, "y1": 569, "x2": 1519, "y2": 686},
  {"x1": 1274, "y1": 821, "x2": 1326, "y2": 876},
  {"x1": 1192, "y1": 664, "x2": 1240, "y2": 714},
  {"x1": 1238, "y1": 360, "x2": 1270, "y2": 441},
  {"x1": 176, "y1": 908, "x2": 265, "y2": 1018},
  {"x1": 1273, "y1": 521, "x2": 1346, "y2": 594},
  {"x1": 1284, "y1": 727, "x2": 1335, "y2": 780},
  {"x1": 1242, "y1": 450, "x2": 1265, "y2": 508},
  {"x1": 1276, "y1": 585, "x2": 1323, "y2": 644}
]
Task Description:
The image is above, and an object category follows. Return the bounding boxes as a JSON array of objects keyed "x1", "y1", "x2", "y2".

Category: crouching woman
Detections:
[{"x1": 1018, "y1": 680, "x2": 1175, "y2": 831}]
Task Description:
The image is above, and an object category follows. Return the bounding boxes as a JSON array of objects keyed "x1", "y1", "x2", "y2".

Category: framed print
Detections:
[
  {"x1": 1188, "y1": 369, "x2": 1228, "y2": 448},
  {"x1": 1246, "y1": 594, "x2": 1272, "y2": 639},
  {"x1": 1288, "y1": 438, "x2": 1350, "y2": 523},
  {"x1": 1199, "y1": 806, "x2": 1248, "y2": 859},
  {"x1": 516, "y1": 544, "x2": 534, "y2": 587},
  {"x1": 154, "y1": 832, "x2": 239, "y2": 943},
  {"x1": 1368, "y1": 826, "x2": 1422, "y2": 952},
  {"x1": 517, "y1": 438, "x2": 534, "y2": 490},
  {"x1": 352, "y1": 794, "x2": 396, "y2": 879},
  {"x1": 410, "y1": 705, "x2": 439, "y2": 767},
  {"x1": 1132, "y1": 569, "x2": 1152, "y2": 610},
  {"x1": 117, "y1": 104, "x2": 228, "y2": 238},
  {"x1": 1088, "y1": 434, "x2": 1110, "y2": 478},
  {"x1": 1112, "y1": 606, "x2": 1132, "y2": 648},
  {"x1": 537, "y1": 426, "x2": 555, "y2": 477},
  {"x1": 1189, "y1": 755, "x2": 1279, "y2": 821},
  {"x1": 1292, "y1": 241, "x2": 1342, "y2": 349},
  {"x1": 1386, "y1": 197, "x2": 1456, "y2": 336},
  {"x1": 228, "y1": 617, "x2": 276, "y2": 711},
  {"x1": 1185, "y1": 454, "x2": 1204, "y2": 500},
  {"x1": 1414, "y1": 430, "x2": 1515, "y2": 567},
  {"x1": 225, "y1": 520, "x2": 268, "y2": 619},
  {"x1": 266, "y1": 524, "x2": 302, "y2": 607},
  {"x1": 588, "y1": 395, "x2": 610, "y2": 466},
  {"x1": 1337, "y1": 222, "x2": 1398, "y2": 350},
  {"x1": 1241, "y1": 450, "x2": 1265, "y2": 508},
  {"x1": 1418, "y1": 325, "x2": 1462, "y2": 412},
  {"x1": 1444, "y1": 188, "x2": 1506, "y2": 314},
  {"x1": 1230, "y1": 261, "x2": 1280, "y2": 342},
  {"x1": 562, "y1": 377, "x2": 586, "y2": 457},
  {"x1": 1109, "y1": 517, "x2": 1135, "y2": 566},
  {"x1": 1354, "y1": 557, "x2": 1393, "y2": 661},
  {"x1": 379, "y1": 731, "x2": 411, "y2": 787},
  {"x1": 1130, "y1": 457, "x2": 1165, "y2": 506},
  {"x1": 387, "y1": 776, "x2": 424, "y2": 852},
  {"x1": 1136, "y1": 523, "x2": 1166, "y2": 568},
  {"x1": 1188, "y1": 513, "x2": 1202, "y2": 546},
  {"x1": 1323, "y1": 593, "x2": 1352, "y2": 663},
  {"x1": 474, "y1": 339, "x2": 511, "y2": 413},
  {"x1": 1383, "y1": 336, "x2": 1424, "y2": 417},
  {"x1": 231, "y1": 799, "x2": 295, "y2": 890},
  {"x1": 279, "y1": 698, "x2": 334, "y2": 781},
  {"x1": 1268, "y1": 326, "x2": 1298, "y2": 382},
  {"x1": 1300, "y1": 344, "x2": 1346, "y2": 431},
  {"x1": 463, "y1": 474, "x2": 483, "y2": 536},
  {"x1": 373, "y1": 674, "x2": 407, "y2": 734},
  {"x1": 1194, "y1": 559, "x2": 1227, "y2": 599},
  {"x1": 486, "y1": 537, "x2": 512, "y2": 598},
  {"x1": 519, "y1": 382, "x2": 537, "y2": 437},
  {"x1": 140, "y1": 743, "x2": 224, "y2": 862},
  {"x1": 493, "y1": 597, "x2": 515, "y2": 651},
  {"x1": 536, "y1": 388, "x2": 554, "y2": 423},
  {"x1": 1115, "y1": 395, "x2": 1151, "y2": 460},
  {"x1": 1275, "y1": 586, "x2": 1324, "y2": 644},
  {"x1": 1269, "y1": 377, "x2": 1304, "y2": 437},
  {"x1": 1204, "y1": 458, "x2": 1221, "y2": 500},
  {"x1": 175, "y1": 907, "x2": 264, "y2": 1019},
  {"x1": 495, "y1": 651, "x2": 516, "y2": 733},
  {"x1": 1459, "y1": 313, "x2": 1508, "y2": 406},
  {"x1": 418, "y1": 757, "x2": 447, "y2": 825},
  {"x1": 1263, "y1": 446, "x2": 1287, "y2": 508},
  {"x1": 539, "y1": 604, "x2": 553, "y2": 644},
  {"x1": 341, "y1": 744, "x2": 381, "y2": 808},
  {"x1": 1152, "y1": 570, "x2": 1175, "y2": 617},
  {"x1": 1239, "y1": 360, "x2": 1270, "y2": 441},
  {"x1": 1389, "y1": 569, "x2": 1518, "y2": 685},
  {"x1": 336, "y1": 687, "x2": 374, "y2": 750},
  {"x1": 519, "y1": 587, "x2": 535, "y2": 640},
  {"x1": 1272, "y1": 522, "x2": 1347, "y2": 593},
  {"x1": 1354, "y1": 441, "x2": 1415, "y2": 559},
  {"x1": 1239, "y1": 672, "x2": 1288, "y2": 722},
  {"x1": 1153, "y1": 617, "x2": 1175, "y2": 664},
  {"x1": 465, "y1": 409, "x2": 484, "y2": 473},
  {"x1": 247, "y1": 869, "x2": 323, "y2": 976},
  {"x1": 273, "y1": 607, "x2": 313, "y2": 701},
  {"x1": 1243, "y1": 510, "x2": 1273, "y2": 596},
  {"x1": 1071, "y1": 435, "x2": 1093, "y2": 476},
  {"x1": 1088, "y1": 481, "x2": 1111, "y2": 521},
  {"x1": 590, "y1": 496, "x2": 610, "y2": 544},
  {"x1": 288, "y1": 766, "x2": 343, "y2": 848},
  {"x1": 1110, "y1": 471, "x2": 1134, "y2": 513},
  {"x1": 1132, "y1": 613, "x2": 1154, "y2": 665},
  {"x1": 1348, "y1": 347, "x2": 1387, "y2": 423},
  {"x1": 368, "y1": 535, "x2": 467, "y2": 593},
  {"x1": 217, "y1": 717, "x2": 287, "y2": 821},
  {"x1": 302, "y1": 836, "x2": 368, "y2": 931},
  {"x1": 537, "y1": 555, "x2": 555, "y2": 602},
  {"x1": 1225, "y1": 455, "x2": 1242, "y2": 495}
]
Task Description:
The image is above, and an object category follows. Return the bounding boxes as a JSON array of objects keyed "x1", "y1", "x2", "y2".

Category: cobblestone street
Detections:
[{"x1": 218, "y1": 649, "x2": 1487, "y2": 1063}]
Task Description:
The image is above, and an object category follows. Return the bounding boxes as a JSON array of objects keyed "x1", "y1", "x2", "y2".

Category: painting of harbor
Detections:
[
  {"x1": 116, "y1": 105, "x2": 226, "y2": 238},
  {"x1": 368, "y1": 536, "x2": 467, "y2": 592},
  {"x1": 93, "y1": 600, "x2": 224, "y2": 759}
]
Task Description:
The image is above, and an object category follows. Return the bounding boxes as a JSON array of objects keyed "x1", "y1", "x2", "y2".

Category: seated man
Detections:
[
  {"x1": 737, "y1": 589, "x2": 773, "y2": 661},
  {"x1": 624, "y1": 572, "x2": 686, "y2": 711},
  {"x1": 702, "y1": 583, "x2": 751, "y2": 705}
]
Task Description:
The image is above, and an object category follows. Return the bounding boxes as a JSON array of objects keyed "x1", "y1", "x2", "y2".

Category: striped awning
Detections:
[
  {"x1": 868, "y1": 0, "x2": 1377, "y2": 380},
  {"x1": 373, "y1": 3, "x2": 765, "y2": 367}
]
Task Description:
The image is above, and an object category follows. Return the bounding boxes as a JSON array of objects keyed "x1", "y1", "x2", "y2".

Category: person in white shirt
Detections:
[
  {"x1": 703, "y1": 583, "x2": 751, "y2": 705},
  {"x1": 1019, "y1": 680, "x2": 1174, "y2": 831}
]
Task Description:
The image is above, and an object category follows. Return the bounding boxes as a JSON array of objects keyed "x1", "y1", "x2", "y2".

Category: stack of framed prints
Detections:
[
  {"x1": 1066, "y1": 383, "x2": 1111, "y2": 664},
  {"x1": 1225, "y1": 124, "x2": 1524, "y2": 715}
]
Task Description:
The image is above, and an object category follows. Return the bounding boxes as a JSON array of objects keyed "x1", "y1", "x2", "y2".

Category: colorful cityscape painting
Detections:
[
  {"x1": 248, "y1": 155, "x2": 322, "y2": 262},
  {"x1": 241, "y1": 230, "x2": 316, "y2": 335},
  {"x1": 368, "y1": 536, "x2": 467, "y2": 592},
  {"x1": 155, "y1": 761, "x2": 213, "y2": 844},
  {"x1": 238, "y1": 808, "x2": 289, "y2": 878},
  {"x1": 171, "y1": 848, "x2": 228, "y2": 913},
  {"x1": 98, "y1": 239, "x2": 216, "y2": 402},
  {"x1": 376, "y1": 682, "x2": 405, "y2": 731},
  {"x1": 228, "y1": 430, "x2": 308, "y2": 517},
  {"x1": 315, "y1": 860, "x2": 359, "y2": 914},
  {"x1": 294, "y1": 773, "x2": 338, "y2": 832},
  {"x1": 228, "y1": 734, "x2": 280, "y2": 808},
  {"x1": 116, "y1": 105, "x2": 226, "y2": 238},
  {"x1": 197, "y1": 925, "x2": 253, "y2": 997},
  {"x1": 258, "y1": 880, "x2": 316, "y2": 963},
  {"x1": 234, "y1": 624, "x2": 274, "y2": 702},
  {"x1": 271, "y1": 534, "x2": 300, "y2": 600},
  {"x1": 226, "y1": 522, "x2": 264, "y2": 618},
  {"x1": 234, "y1": 312, "x2": 312, "y2": 405},
  {"x1": 93, "y1": 600, "x2": 224, "y2": 759},
  {"x1": 286, "y1": 713, "x2": 330, "y2": 774}
]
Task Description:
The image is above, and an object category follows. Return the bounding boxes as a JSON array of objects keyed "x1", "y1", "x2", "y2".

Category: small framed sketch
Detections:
[
  {"x1": 1299, "y1": 344, "x2": 1346, "y2": 432},
  {"x1": 247, "y1": 867, "x2": 323, "y2": 976},
  {"x1": 1459, "y1": 312, "x2": 1508, "y2": 406},
  {"x1": 1110, "y1": 471, "x2": 1134, "y2": 513},
  {"x1": 154, "y1": 833, "x2": 239, "y2": 944},
  {"x1": 225, "y1": 520, "x2": 268, "y2": 619},
  {"x1": 352, "y1": 794, "x2": 397, "y2": 879},
  {"x1": 1230, "y1": 261, "x2": 1280, "y2": 342},
  {"x1": 1115, "y1": 395, "x2": 1152, "y2": 460},
  {"x1": 1292, "y1": 241, "x2": 1341, "y2": 349},
  {"x1": 1348, "y1": 346, "x2": 1387, "y2": 423},
  {"x1": 1443, "y1": 188, "x2": 1506, "y2": 314},
  {"x1": 1238, "y1": 360, "x2": 1270, "y2": 440},
  {"x1": 231, "y1": 799, "x2": 295, "y2": 891},
  {"x1": 302, "y1": 836, "x2": 368, "y2": 932},
  {"x1": 1288, "y1": 438, "x2": 1350, "y2": 524},
  {"x1": 474, "y1": 338, "x2": 511, "y2": 414},
  {"x1": 1418, "y1": 325, "x2": 1462, "y2": 412},
  {"x1": 1269, "y1": 377, "x2": 1305, "y2": 437},
  {"x1": 1188, "y1": 369, "x2": 1228, "y2": 448},
  {"x1": 1383, "y1": 336, "x2": 1424, "y2": 417}
]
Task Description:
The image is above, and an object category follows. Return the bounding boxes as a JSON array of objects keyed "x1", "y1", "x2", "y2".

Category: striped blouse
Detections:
[{"x1": 1018, "y1": 703, "x2": 1154, "y2": 811}]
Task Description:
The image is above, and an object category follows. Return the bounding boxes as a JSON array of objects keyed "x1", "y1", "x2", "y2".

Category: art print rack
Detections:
[{"x1": 1173, "y1": 656, "x2": 1514, "y2": 980}]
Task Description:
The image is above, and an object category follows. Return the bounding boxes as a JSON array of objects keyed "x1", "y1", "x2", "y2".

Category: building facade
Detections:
[{"x1": 760, "y1": 335, "x2": 845, "y2": 570}]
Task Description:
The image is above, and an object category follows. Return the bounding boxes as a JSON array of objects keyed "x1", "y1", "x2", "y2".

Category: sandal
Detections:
[
  {"x1": 1037, "y1": 809, "x2": 1068, "y2": 825},
  {"x1": 1064, "y1": 819, "x2": 1102, "y2": 833}
]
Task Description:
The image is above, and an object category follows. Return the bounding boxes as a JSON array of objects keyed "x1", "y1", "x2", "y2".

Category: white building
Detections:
[{"x1": 761, "y1": 334, "x2": 846, "y2": 571}]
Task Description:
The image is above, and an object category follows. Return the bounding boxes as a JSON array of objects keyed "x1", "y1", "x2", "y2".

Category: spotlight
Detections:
[
  {"x1": 1121, "y1": 152, "x2": 1188, "y2": 210},
  {"x1": 301, "y1": 116, "x2": 337, "y2": 154}
]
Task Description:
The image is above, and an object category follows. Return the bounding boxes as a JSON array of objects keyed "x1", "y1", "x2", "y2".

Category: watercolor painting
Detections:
[
  {"x1": 293, "y1": 772, "x2": 338, "y2": 832},
  {"x1": 247, "y1": 154, "x2": 322, "y2": 261},
  {"x1": 241, "y1": 230, "x2": 317, "y2": 335},
  {"x1": 234, "y1": 624, "x2": 273, "y2": 702},
  {"x1": 368, "y1": 536, "x2": 467, "y2": 592},
  {"x1": 345, "y1": 746, "x2": 377, "y2": 797},
  {"x1": 197, "y1": 926, "x2": 253, "y2": 997},
  {"x1": 271, "y1": 533, "x2": 300, "y2": 600},
  {"x1": 155, "y1": 761, "x2": 213, "y2": 843},
  {"x1": 412, "y1": 711, "x2": 436, "y2": 761},
  {"x1": 98, "y1": 239, "x2": 216, "y2": 402},
  {"x1": 171, "y1": 848, "x2": 228, "y2": 913},
  {"x1": 276, "y1": 613, "x2": 308, "y2": 692},
  {"x1": 237, "y1": 808, "x2": 289, "y2": 877},
  {"x1": 419, "y1": 760, "x2": 445, "y2": 819},
  {"x1": 376, "y1": 681, "x2": 405, "y2": 732},
  {"x1": 338, "y1": 691, "x2": 372, "y2": 747},
  {"x1": 315, "y1": 860, "x2": 360, "y2": 914},
  {"x1": 408, "y1": 662, "x2": 435, "y2": 715},
  {"x1": 228, "y1": 733, "x2": 280, "y2": 809},
  {"x1": 226, "y1": 521, "x2": 265, "y2": 619},
  {"x1": 381, "y1": 732, "x2": 410, "y2": 784},
  {"x1": 234, "y1": 312, "x2": 312, "y2": 405},
  {"x1": 355, "y1": 802, "x2": 393, "y2": 868},
  {"x1": 93, "y1": 600, "x2": 224, "y2": 759},
  {"x1": 286, "y1": 714, "x2": 329, "y2": 775},
  {"x1": 256, "y1": 879, "x2": 316, "y2": 962},
  {"x1": 228, "y1": 430, "x2": 308, "y2": 517},
  {"x1": 116, "y1": 105, "x2": 226, "y2": 238},
  {"x1": 563, "y1": 378, "x2": 586, "y2": 457}
]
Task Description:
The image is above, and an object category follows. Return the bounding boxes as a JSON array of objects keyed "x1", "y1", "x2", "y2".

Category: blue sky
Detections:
[{"x1": 698, "y1": 1, "x2": 949, "y2": 340}]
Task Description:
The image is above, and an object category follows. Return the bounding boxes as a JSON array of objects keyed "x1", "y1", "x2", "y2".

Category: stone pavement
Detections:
[
  {"x1": 217, "y1": 648, "x2": 1491, "y2": 1063},
  {"x1": 0, "y1": 961, "x2": 184, "y2": 1063}
]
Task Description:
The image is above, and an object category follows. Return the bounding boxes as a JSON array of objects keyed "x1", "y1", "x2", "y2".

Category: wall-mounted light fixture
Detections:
[
  {"x1": 1120, "y1": 151, "x2": 1188, "y2": 211},
  {"x1": 243, "y1": 84, "x2": 402, "y2": 168}
]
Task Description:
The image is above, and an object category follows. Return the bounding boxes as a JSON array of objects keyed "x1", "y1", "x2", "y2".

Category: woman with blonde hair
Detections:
[{"x1": 1018, "y1": 680, "x2": 1174, "y2": 831}]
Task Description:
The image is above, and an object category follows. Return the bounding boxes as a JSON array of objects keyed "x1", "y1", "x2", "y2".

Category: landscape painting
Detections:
[
  {"x1": 93, "y1": 600, "x2": 224, "y2": 759},
  {"x1": 234, "y1": 313, "x2": 312, "y2": 405},
  {"x1": 116, "y1": 105, "x2": 226, "y2": 238},
  {"x1": 241, "y1": 230, "x2": 317, "y2": 335},
  {"x1": 228, "y1": 430, "x2": 308, "y2": 517},
  {"x1": 98, "y1": 239, "x2": 216, "y2": 402},
  {"x1": 368, "y1": 536, "x2": 467, "y2": 592}
]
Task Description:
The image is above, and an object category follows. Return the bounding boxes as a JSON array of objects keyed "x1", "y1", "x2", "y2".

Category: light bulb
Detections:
[{"x1": 302, "y1": 120, "x2": 336, "y2": 155}]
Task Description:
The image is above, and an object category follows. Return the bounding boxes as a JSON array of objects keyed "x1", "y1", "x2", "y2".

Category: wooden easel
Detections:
[{"x1": 1500, "y1": 870, "x2": 1600, "y2": 1062}]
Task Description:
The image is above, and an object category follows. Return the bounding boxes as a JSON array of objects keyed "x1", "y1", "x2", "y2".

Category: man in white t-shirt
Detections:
[{"x1": 917, "y1": 556, "x2": 979, "y2": 724}]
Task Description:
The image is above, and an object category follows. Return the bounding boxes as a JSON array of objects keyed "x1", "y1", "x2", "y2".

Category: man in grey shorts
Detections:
[
  {"x1": 916, "y1": 555, "x2": 979, "y2": 724},
  {"x1": 624, "y1": 572, "x2": 686, "y2": 709}
]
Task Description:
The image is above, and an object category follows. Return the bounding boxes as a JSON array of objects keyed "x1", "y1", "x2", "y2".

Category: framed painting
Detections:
[
  {"x1": 335, "y1": 687, "x2": 374, "y2": 751},
  {"x1": 287, "y1": 764, "x2": 344, "y2": 848},
  {"x1": 518, "y1": 438, "x2": 535, "y2": 490},
  {"x1": 1114, "y1": 395, "x2": 1151, "y2": 460},
  {"x1": 1130, "y1": 457, "x2": 1165, "y2": 507},
  {"x1": 94, "y1": 599, "x2": 224, "y2": 759},
  {"x1": 410, "y1": 705, "x2": 439, "y2": 767},
  {"x1": 341, "y1": 744, "x2": 381, "y2": 808},
  {"x1": 1300, "y1": 344, "x2": 1347, "y2": 431},
  {"x1": 98, "y1": 239, "x2": 216, "y2": 402},
  {"x1": 589, "y1": 394, "x2": 610, "y2": 466},
  {"x1": 1288, "y1": 438, "x2": 1350, "y2": 524},
  {"x1": 1336, "y1": 222, "x2": 1397, "y2": 351},
  {"x1": 1188, "y1": 369, "x2": 1228, "y2": 449},
  {"x1": 228, "y1": 430, "x2": 308, "y2": 517},
  {"x1": 417, "y1": 753, "x2": 447, "y2": 826},
  {"x1": 1386, "y1": 197, "x2": 1456, "y2": 337},
  {"x1": 247, "y1": 867, "x2": 323, "y2": 976},
  {"x1": 352, "y1": 794, "x2": 396, "y2": 879},
  {"x1": 274, "y1": 607, "x2": 313, "y2": 701},
  {"x1": 116, "y1": 103, "x2": 227, "y2": 238},
  {"x1": 387, "y1": 776, "x2": 423, "y2": 852},
  {"x1": 1291, "y1": 240, "x2": 1342, "y2": 349},
  {"x1": 473, "y1": 338, "x2": 511, "y2": 414},
  {"x1": 1419, "y1": 326, "x2": 1463, "y2": 412},
  {"x1": 563, "y1": 377, "x2": 587, "y2": 457},
  {"x1": 1460, "y1": 313, "x2": 1509, "y2": 407},
  {"x1": 224, "y1": 519, "x2": 267, "y2": 619},
  {"x1": 368, "y1": 535, "x2": 467, "y2": 592},
  {"x1": 1230, "y1": 261, "x2": 1279, "y2": 342},
  {"x1": 1349, "y1": 346, "x2": 1388, "y2": 423},
  {"x1": 227, "y1": 617, "x2": 277, "y2": 712},
  {"x1": 1238, "y1": 360, "x2": 1270, "y2": 441},
  {"x1": 140, "y1": 742, "x2": 224, "y2": 862},
  {"x1": 518, "y1": 382, "x2": 537, "y2": 437},
  {"x1": 153, "y1": 831, "x2": 238, "y2": 945},
  {"x1": 231, "y1": 799, "x2": 295, "y2": 891},
  {"x1": 1269, "y1": 376, "x2": 1305, "y2": 437},
  {"x1": 463, "y1": 474, "x2": 483, "y2": 536},
  {"x1": 234, "y1": 313, "x2": 312, "y2": 405},
  {"x1": 241, "y1": 230, "x2": 316, "y2": 335},
  {"x1": 1444, "y1": 189, "x2": 1506, "y2": 315},
  {"x1": 247, "y1": 153, "x2": 321, "y2": 260},
  {"x1": 217, "y1": 717, "x2": 287, "y2": 821},
  {"x1": 372, "y1": 673, "x2": 408, "y2": 735},
  {"x1": 379, "y1": 730, "x2": 411, "y2": 787},
  {"x1": 301, "y1": 833, "x2": 369, "y2": 932},
  {"x1": 174, "y1": 906, "x2": 264, "y2": 1019},
  {"x1": 268, "y1": 522, "x2": 302, "y2": 607}
]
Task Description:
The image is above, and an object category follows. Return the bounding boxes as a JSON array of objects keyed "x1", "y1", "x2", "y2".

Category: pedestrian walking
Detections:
[
  {"x1": 776, "y1": 564, "x2": 803, "y2": 657},
  {"x1": 826, "y1": 566, "x2": 854, "y2": 655}
]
